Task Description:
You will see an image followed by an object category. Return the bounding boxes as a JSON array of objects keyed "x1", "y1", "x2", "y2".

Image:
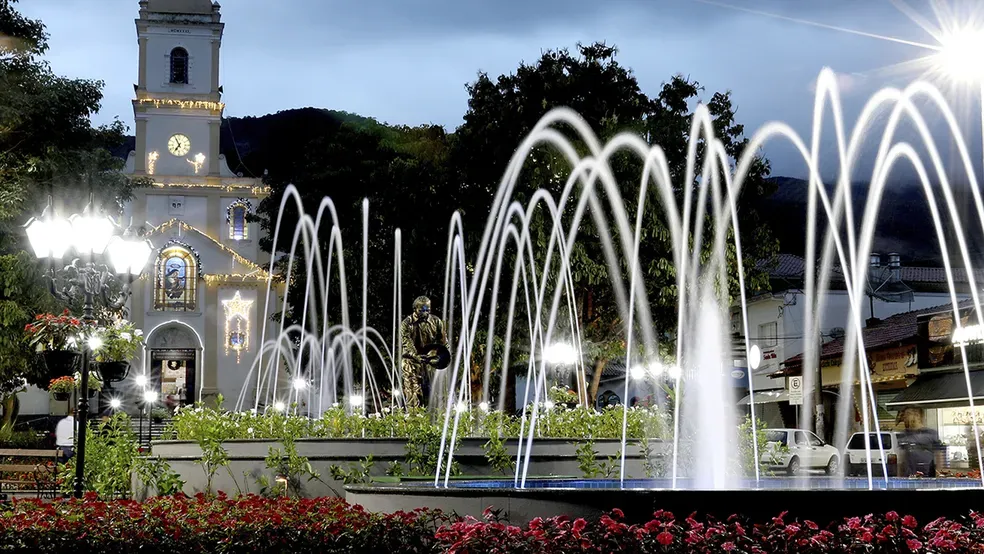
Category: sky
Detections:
[{"x1": 18, "y1": 0, "x2": 984, "y2": 178}]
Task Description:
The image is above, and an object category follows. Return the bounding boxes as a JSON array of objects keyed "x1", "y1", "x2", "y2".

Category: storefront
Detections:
[
  {"x1": 887, "y1": 304, "x2": 984, "y2": 466},
  {"x1": 773, "y1": 339, "x2": 920, "y2": 436}
]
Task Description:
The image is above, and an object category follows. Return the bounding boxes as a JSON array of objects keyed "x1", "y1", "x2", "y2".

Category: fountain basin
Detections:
[
  {"x1": 141, "y1": 438, "x2": 667, "y2": 498},
  {"x1": 345, "y1": 477, "x2": 984, "y2": 525}
]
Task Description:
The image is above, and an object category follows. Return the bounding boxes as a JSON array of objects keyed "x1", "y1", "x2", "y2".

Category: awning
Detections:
[
  {"x1": 738, "y1": 389, "x2": 788, "y2": 405},
  {"x1": 886, "y1": 371, "x2": 984, "y2": 409}
]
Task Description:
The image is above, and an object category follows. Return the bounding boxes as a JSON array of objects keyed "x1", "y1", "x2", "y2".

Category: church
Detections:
[{"x1": 111, "y1": 0, "x2": 283, "y2": 411}]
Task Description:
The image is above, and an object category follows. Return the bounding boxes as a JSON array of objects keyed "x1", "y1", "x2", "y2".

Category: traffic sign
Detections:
[{"x1": 788, "y1": 376, "x2": 804, "y2": 405}]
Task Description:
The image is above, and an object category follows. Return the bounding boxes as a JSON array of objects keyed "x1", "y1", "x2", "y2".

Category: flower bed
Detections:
[{"x1": 2, "y1": 495, "x2": 983, "y2": 553}]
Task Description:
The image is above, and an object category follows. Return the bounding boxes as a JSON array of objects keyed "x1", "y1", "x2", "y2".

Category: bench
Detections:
[{"x1": 0, "y1": 448, "x2": 62, "y2": 500}]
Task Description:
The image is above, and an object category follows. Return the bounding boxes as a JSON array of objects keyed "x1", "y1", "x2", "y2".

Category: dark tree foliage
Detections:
[
  {"x1": 0, "y1": 0, "x2": 143, "y2": 410},
  {"x1": 253, "y1": 43, "x2": 779, "y2": 398}
]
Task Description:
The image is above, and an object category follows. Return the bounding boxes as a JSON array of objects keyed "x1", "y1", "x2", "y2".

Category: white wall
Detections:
[
  {"x1": 143, "y1": 25, "x2": 215, "y2": 96},
  {"x1": 141, "y1": 111, "x2": 217, "y2": 178}
]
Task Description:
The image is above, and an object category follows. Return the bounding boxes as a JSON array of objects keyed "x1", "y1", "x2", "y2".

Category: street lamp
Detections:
[{"x1": 24, "y1": 195, "x2": 153, "y2": 499}]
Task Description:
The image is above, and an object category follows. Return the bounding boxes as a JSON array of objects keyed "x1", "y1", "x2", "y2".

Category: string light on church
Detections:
[
  {"x1": 149, "y1": 182, "x2": 271, "y2": 195},
  {"x1": 136, "y1": 98, "x2": 225, "y2": 112},
  {"x1": 144, "y1": 219, "x2": 271, "y2": 280},
  {"x1": 187, "y1": 153, "x2": 206, "y2": 174},
  {"x1": 222, "y1": 290, "x2": 253, "y2": 362},
  {"x1": 147, "y1": 151, "x2": 159, "y2": 175}
]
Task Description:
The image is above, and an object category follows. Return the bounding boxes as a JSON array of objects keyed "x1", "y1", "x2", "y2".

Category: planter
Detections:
[
  {"x1": 41, "y1": 350, "x2": 80, "y2": 379},
  {"x1": 96, "y1": 361, "x2": 130, "y2": 383},
  {"x1": 52, "y1": 392, "x2": 71, "y2": 402}
]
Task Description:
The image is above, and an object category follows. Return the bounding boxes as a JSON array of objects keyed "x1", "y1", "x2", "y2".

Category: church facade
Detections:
[{"x1": 117, "y1": 0, "x2": 280, "y2": 410}]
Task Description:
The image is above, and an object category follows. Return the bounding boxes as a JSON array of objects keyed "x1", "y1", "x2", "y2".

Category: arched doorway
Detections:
[{"x1": 144, "y1": 322, "x2": 203, "y2": 409}]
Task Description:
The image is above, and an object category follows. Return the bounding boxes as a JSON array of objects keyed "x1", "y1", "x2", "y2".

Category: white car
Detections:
[
  {"x1": 844, "y1": 431, "x2": 900, "y2": 477},
  {"x1": 761, "y1": 428, "x2": 840, "y2": 475}
]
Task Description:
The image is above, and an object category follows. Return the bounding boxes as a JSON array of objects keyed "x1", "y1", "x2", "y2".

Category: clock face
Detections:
[{"x1": 167, "y1": 134, "x2": 191, "y2": 156}]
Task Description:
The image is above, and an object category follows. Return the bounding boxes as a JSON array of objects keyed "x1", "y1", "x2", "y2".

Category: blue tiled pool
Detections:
[{"x1": 414, "y1": 477, "x2": 983, "y2": 491}]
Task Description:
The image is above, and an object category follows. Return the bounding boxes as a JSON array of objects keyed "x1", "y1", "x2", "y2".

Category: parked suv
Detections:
[
  {"x1": 762, "y1": 428, "x2": 840, "y2": 475},
  {"x1": 844, "y1": 431, "x2": 900, "y2": 476}
]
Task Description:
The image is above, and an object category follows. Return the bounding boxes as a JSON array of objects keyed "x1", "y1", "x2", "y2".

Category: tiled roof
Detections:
[
  {"x1": 764, "y1": 253, "x2": 984, "y2": 286},
  {"x1": 777, "y1": 299, "x2": 976, "y2": 375}
]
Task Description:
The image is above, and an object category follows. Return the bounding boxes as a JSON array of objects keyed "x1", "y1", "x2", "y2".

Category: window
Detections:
[
  {"x1": 169, "y1": 47, "x2": 189, "y2": 84},
  {"x1": 226, "y1": 199, "x2": 252, "y2": 241},
  {"x1": 764, "y1": 430, "x2": 788, "y2": 446},
  {"x1": 794, "y1": 431, "x2": 810, "y2": 447},
  {"x1": 154, "y1": 242, "x2": 200, "y2": 311},
  {"x1": 758, "y1": 321, "x2": 778, "y2": 347},
  {"x1": 808, "y1": 432, "x2": 824, "y2": 447}
]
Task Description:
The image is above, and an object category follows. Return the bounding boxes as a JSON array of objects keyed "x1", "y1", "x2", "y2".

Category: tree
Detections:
[
  {"x1": 252, "y1": 110, "x2": 453, "y2": 386},
  {"x1": 451, "y1": 42, "x2": 778, "y2": 405},
  {"x1": 0, "y1": 0, "x2": 144, "y2": 426}
]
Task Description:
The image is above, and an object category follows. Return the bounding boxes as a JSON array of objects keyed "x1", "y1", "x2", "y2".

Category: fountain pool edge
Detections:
[{"x1": 344, "y1": 478, "x2": 984, "y2": 525}]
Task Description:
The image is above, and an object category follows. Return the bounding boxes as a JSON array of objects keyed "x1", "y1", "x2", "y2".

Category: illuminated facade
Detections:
[{"x1": 119, "y1": 0, "x2": 280, "y2": 409}]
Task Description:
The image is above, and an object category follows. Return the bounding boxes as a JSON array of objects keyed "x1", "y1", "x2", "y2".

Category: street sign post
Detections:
[{"x1": 788, "y1": 376, "x2": 804, "y2": 405}]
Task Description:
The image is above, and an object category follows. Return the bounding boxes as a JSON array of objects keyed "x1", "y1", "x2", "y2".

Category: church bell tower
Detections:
[{"x1": 131, "y1": 0, "x2": 226, "y2": 183}]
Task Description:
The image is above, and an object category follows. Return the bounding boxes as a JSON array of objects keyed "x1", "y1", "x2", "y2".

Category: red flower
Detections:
[
  {"x1": 656, "y1": 531, "x2": 674, "y2": 546},
  {"x1": 722, "y1": 541, "x2": 735, "y2": 551},
  {"x1": 861, "y1": 531, "x2": 874, "y2": 543},
  {"x1": 907, "y1": 538, "x2": 923, "y2": 551},
  {"x1": 610, "y1": 508, "x2": 624, "y2": 520},
  {"x1": 903, "y1": 515, "x2": 918, "y2": 529}
]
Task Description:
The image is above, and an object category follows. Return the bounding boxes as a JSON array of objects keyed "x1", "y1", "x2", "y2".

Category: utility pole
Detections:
[{"x1": 815, "y1": 333, "x2": 825, "y2": 440}]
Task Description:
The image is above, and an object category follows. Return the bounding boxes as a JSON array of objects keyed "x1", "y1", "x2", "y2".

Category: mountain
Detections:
[{"x1": 761, "y1": 177, "x2": 983, "y2": 267}]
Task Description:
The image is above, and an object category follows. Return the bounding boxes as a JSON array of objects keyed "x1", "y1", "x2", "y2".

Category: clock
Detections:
[{"x1": 167, "y1": 134, "x2": 191, "y2": 156}]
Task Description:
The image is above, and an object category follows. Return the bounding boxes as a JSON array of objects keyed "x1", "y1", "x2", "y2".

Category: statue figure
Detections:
[{"x1": 400, "y1": 296, "x2": 448, "y2": 408}]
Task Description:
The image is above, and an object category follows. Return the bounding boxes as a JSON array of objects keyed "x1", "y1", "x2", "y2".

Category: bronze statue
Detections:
[{"x1": 400, "y1": 296, "x2": 448, "y2": 408}]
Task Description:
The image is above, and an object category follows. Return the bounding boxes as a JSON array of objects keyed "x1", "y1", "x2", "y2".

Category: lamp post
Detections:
[{"x1": 24, "y1": 195, "x2": 152, "y2": 499}]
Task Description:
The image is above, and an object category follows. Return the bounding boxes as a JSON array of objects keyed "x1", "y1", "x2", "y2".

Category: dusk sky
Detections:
[{"x1": 20, "y1": 0, "x2": 984, "y2": 178}]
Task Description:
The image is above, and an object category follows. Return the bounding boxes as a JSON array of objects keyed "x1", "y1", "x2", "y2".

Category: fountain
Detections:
[{"x1": 164, "y1": 67, "x2": 984, "y2": 523}]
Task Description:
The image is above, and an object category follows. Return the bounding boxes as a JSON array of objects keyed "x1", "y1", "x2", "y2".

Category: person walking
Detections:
[{"x1": 55, "y1": 407, "x2": 76, "y2": 461}]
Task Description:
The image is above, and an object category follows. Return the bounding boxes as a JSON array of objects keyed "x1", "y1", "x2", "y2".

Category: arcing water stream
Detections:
[{"x1": 236, "y1": 68, "x2": 984, "y2": 491}]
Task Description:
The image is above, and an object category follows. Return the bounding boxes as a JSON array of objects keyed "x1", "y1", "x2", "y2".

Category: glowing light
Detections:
[
  {"x1": 187, "y1": 153, "x2": 206, "y2": 174},
  {"x1": 667, "y1": 365, "x2": 682, "y2": 380},
  {"x1": 349, "y1": 395, "x2": 364, "y2": 409},
  {"x1": 273, "y1": 401, "x2": 286, "y2": 412},
  {"x1": 87, "y1": 335, "x2": 104, "y2": 351},
  {"x1": 391, "y1": 388, "x2": 402, "y2": 397},
  {"x1": 136, "y1": 98, "x2": 225, "y2": 111},
  {"x1": 543, "y1": 342, "x2": 578, "y2": 365},
  {"x1": 748, "y1": 344, "x2": 762, "y2": 371},
  {"x1": 936, "y1": 27, "x2": 984, "y2": 83},
  {"x1": 150, "y1": 182, "x2": 270, "y2": 194},
  {"x1": 953, "y1": 324, "x2": 984, "y2": 347},
  {"x1": 109, "y1": 398, "x2": 122, "y2": 410},
  {"x1": 454, "y1": 401, "x2": 468, "y2": 414},
  {"x1": 292, "y1": 377, "x2": 307, "y2": 391},
  {"x1": 544, "y1": 400, "x2": 555, "y2": 410},
  {"x1": 134, "y1": 374, "x2": 148, "y2": 388},
  {"x1": 143, "y1": 389, "x2": 158, "y2": 404},
  {"x1": 147, "y1": 151, "x2": 159, "y2": 175},
  {"x1": 478, "y1": 401, "x2": 490, "y2": 412},
  {"x1": 647, "y1": 362, "x2": 665, "y2": 378},
  {"x1": 629, "y1": 365, "x2": 647, "y2": 381},
  {"x1": 222, "y1": 291, "x2": 253, "y2": 362},
  {"x1": 145, "y1": 220, "x2": 271, "y2": 279},
  {"x1": 69, "y1": 211, "x2": 115, "y2": 255}
]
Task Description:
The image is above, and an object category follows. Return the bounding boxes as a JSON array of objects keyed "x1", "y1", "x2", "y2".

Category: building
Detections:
[
  {"x1": 736, "y1": 253, "x2": 981, "y2": 433},
  {"x1": 887, "y1": 303, "x2": 984, "y2": 463},
  {"x1": 111, "y1": 0, "x2": 283, "y2": 411}
]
